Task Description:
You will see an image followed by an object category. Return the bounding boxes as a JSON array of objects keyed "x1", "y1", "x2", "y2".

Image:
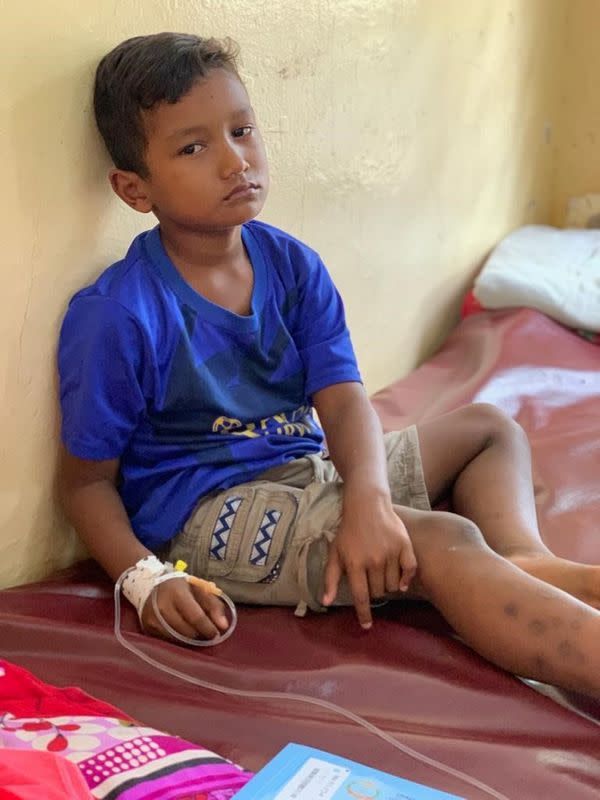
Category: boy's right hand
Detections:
[{"x1": 141, "y1": 578, "x2": 230, "y2": 642}]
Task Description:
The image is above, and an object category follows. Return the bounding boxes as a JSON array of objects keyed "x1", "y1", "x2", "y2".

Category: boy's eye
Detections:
[
  {"x1": 232, "y1": 126, "x2": 253, "y2": 138},
  {"x1": 179, "y1": 143, "x2": 205, "y2": 156}
]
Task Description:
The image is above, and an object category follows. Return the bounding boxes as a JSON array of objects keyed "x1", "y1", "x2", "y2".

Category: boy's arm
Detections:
[
  {"x1": 57, "y1": 446, "x2": 229, "y2": 640},
  {"x1": 312, "y1": 382, "x2": 417, "y2": 629}
]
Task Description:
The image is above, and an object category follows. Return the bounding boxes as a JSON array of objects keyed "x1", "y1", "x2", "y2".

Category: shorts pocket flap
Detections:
[{"x1": 182, "y1": 486, "x2": 300, "y2": 582}]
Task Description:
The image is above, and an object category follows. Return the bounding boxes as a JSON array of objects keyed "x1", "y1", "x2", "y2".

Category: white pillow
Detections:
[{"x1": 474, "y1": 225, "x2": 600, "y2": 332}]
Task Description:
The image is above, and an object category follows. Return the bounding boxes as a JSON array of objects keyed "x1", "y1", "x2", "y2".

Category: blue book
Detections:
[{"x1": 234, "y1": 743, "x2": 464, "y2": 800}]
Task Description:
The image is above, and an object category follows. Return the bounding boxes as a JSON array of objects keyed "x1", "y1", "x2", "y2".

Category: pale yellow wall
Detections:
[
  {"x1": 0, "y1": 0, "x2": 568, "y2": 588},
  {"x1": 553, "y1": 0, "x2": 600, "y2": 225}
]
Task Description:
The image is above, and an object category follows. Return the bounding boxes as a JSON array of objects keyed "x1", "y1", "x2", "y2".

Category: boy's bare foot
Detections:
[{"x1": 508, "y1": 553, "x2": 600, "y2": 610}]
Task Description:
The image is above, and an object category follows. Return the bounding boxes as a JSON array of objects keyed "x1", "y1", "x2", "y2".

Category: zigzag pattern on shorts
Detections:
[
  {"x1": 209, "y1": 497, "x2": 242, "y2": 561},
  {"x1": 250, "y1": 509, "x2": 282, "y2": 566}
]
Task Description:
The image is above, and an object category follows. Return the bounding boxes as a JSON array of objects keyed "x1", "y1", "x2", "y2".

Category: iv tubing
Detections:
[{"x1": 114, "y1": 571, "x2": 509, "y2": 800}]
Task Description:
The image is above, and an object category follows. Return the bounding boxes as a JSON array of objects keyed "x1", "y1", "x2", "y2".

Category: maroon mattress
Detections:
[{"x1": 1, "y1": 309, "x2": 599, "y2": 799}]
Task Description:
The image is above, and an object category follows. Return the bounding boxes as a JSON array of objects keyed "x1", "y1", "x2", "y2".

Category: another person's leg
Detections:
[
  {"x1": 415, "y1": 403, "x2": 600, "y2": 608},
  {"x1": 397, "y1": 506, "x2": 600, "y2": 695}
]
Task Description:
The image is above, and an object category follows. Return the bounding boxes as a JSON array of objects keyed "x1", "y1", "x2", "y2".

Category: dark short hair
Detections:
[{"x1": 94, "y1": 32, "x2": 239, "y2": 176}]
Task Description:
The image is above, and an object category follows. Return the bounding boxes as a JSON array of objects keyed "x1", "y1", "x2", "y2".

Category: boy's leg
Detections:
[
  {"x1": 397, "y1": 506, "x2": 600, "y2": 695},
  {"x1": 415, "y1": 403, "x2": 600, "y2": 608}
]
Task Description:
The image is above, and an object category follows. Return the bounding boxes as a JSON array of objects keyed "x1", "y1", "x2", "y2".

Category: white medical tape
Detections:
[{"x1": 121, "y1": 555, "x2": 187, "y2": 622}]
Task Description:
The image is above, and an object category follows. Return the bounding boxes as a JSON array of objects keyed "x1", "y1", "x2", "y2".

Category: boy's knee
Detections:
[
  {"x1": 427, "y1": 511, "x2": 485, "y2": 552},
  {"x1": 467, "y1": 402, "x2": 527, "y2": 449},
  {"x1": 402, "y1": 510, "x2": 487, "y2": 591},
  {"x1": 397, "y1": 507, "x2": 485, "y2": 554}
]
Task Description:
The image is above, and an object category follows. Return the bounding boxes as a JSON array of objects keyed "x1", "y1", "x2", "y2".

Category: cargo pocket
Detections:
[{"x1": 174, "y1": 485, "x2": 301, "y2": 585}]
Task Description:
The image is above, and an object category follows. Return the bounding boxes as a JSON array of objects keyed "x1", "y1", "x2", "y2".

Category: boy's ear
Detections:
[{"x1": 109, "y1": 169, "x2": 153, "y2": 213}]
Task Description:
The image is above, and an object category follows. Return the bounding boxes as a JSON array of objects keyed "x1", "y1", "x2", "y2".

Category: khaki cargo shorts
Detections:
[{"x1": 164, "y1": 427, "x2": 430, "y2": 615}]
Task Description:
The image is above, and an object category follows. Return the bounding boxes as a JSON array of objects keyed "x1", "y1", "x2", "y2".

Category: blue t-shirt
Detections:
[{"x1": 58, "y1": 221, "x2": 361, "y2": 549}]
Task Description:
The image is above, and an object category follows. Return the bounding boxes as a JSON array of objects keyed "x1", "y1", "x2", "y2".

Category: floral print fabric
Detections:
[{"x1": 0, "y1": 660, "x2": 252, "y2": 799}]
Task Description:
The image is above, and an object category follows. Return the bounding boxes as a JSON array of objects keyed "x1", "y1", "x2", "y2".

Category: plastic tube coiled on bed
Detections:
[{"x1": 114, "y1": 568, "x2": 509, "y2": 800}]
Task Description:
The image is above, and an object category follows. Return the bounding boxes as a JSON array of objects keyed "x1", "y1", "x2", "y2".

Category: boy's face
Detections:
[{"x1": 112, "y1": 69, "x2": 269, "y2": 231}]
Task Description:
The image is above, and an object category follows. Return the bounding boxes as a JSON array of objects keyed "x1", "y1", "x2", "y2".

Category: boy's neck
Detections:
[{"x1": 158, "y1": 223, "x2": 246, "y2": 272}]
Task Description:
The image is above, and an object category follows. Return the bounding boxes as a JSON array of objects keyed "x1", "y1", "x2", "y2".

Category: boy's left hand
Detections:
[{"x1": 322, "y1": 490, "x2": 417, "y2": 629}]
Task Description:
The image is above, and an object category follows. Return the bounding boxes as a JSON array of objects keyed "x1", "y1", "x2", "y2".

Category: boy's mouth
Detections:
[{"x1": 224, "y1": 181, "x2": 259, "y2": 201}]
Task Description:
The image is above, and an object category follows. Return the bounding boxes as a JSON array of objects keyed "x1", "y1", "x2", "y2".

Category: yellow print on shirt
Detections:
[{"x1": 212, "y1": 405, "x2": 314, "y2": 439}]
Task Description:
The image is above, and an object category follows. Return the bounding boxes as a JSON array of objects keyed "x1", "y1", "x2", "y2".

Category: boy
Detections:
[{"x1": 58, "y1": 33, "x2": 600, "y2": 695}]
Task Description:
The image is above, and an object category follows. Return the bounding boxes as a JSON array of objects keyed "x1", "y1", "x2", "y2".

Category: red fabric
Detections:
[
  {"x1": 0, "y1": 659, "x2": 131, "y2": 721},
  {"x1": 0, "y1": 750, "x2": 93, "y2": 800},
  {"x1": 460, "y1": 289, "x2": 484, "y2": 318}
]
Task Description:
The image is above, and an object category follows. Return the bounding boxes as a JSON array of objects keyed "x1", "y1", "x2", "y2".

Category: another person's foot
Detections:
[{"x1": 509, "y1": 553, "x2": 600, "y2": 610}]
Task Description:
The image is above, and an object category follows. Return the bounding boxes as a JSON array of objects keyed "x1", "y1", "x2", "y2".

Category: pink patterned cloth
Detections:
[{"x1": 0, "y1": 660, "x2": 252, "y2": 800}]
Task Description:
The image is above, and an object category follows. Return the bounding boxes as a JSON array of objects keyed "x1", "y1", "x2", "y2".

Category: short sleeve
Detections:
[
  {"x1": 58, "y1": 296, "x2": 149, "y2": 460},
  {"x1": 292, "y1": 253, "x2": 362, "y2": 396}
]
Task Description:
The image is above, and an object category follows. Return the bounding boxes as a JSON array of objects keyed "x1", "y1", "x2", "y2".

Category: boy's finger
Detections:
[
  {"x1": 367, "y1": 565, "x2": 386, "y2": 600},
  {"x1": 191, "y1": 585, "x2": 230, "y2": 631},
  {"x1": 175, "y1": 590, "x2": 220, "y2": 639},
  {"x1": 322, "y1": 547, "x2": 342, "y2": 606},
  {"x1": 147, "y1": 603, "x2": 199, "y2": 641},
  {"x1": 399, "y1": 544, "x2": 418, "y2": 591},
  {"x1": 348, "y1": 569, "x2": 372, "y2": 630},
  {"x1": 384, "y1": 559, "x2": 401, "y2": 594}
]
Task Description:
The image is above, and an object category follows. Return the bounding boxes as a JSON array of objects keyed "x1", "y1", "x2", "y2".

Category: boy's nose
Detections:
[{"x1": 220, "y1": 142, "x2": 249, "y2": 178}]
